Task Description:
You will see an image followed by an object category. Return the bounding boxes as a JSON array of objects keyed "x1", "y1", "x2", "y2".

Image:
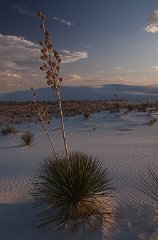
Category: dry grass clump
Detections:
[
  {"x1": 21, "y1": 131, "x2": 34, "y2": 146},
  {"x1": 1, "y1": 125, "x2": 18, "y2": 135},
  {"x1": 83, "y1": 111, "x2": 91, "y2": 119},
  {"x1": 34, "y1": 151, "x2": 113, "y2": 232},
  {"x1": 148, "y1": 118, "x2": 157, "y2": 126}
]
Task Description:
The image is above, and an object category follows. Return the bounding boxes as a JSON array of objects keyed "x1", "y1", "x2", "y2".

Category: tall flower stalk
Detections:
[
  {"x1": 31, "y1": 87, "x2": 58, "y2": 160},
  {"x1": 37, "y1": 11, "x2": 69, "y2": 161}
]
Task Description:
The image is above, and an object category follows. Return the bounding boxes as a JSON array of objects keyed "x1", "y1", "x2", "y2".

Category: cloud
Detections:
[
  {"x1": 0, "y1": 34, "x2": 45, "y2": 92},
  {"x1": 1, "y1": 0, "x2": 35, "y2": 17},
  {"x1": 69, "y1": 74, "x2": 82, "y2": 80},
  {"x1": 61, "y1": 50, "x2": 88, "y2": 63},
  {"x1": 0, "y1": 34, "x2": 41, "y2": 69},
  {"x1": 1, "y1": 1, "x2": 74, "y2": 26},
  {"x1": 144, "y1": 25, "x2": 158, "y2": 33},
  {"x1": 144, "y1": 10, "x2": 158, "y2": 33},
  {"x1": 11, "y1": 4, "x2": 35, "y2": 17},
  {"x1": 115, "y1": 66, "x2": 124, "y2": 70},
  {"x1": 0, "y1": 34, "x2": 89, "y2": 92},
  {"x1": 62, "y1": 73, "x2": 132, "y2": 87},
  {"x1": 127, "y1": 69, "x2": 135, "y2": 72},
  {"x1": 53, "y1": 16, "x2": 74, "y2": 26},
  {"x1": 152, "y1": 65, "x2": 158, "y2": 71},
  {"x1": 60, "y1": 19, "x2": 74, "y2": 26},
  {"x1": 0, "y1": 72, "x2": 21, "y2": 78},
  {"x1": 52, "y1": 16, "x2": 74, "y2": 26},
  {"x1": 63, "y1": 74, "x2": 83, "y2": 84}
]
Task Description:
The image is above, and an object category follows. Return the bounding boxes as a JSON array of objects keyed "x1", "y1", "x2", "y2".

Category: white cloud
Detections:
[
  {"x1": 53, "y1": 16, "x2": 74, "y2": 26},
  {"x1": 11, "y1": 4, "x2": 35, "y2": 17},
  {"x1": 2, "y1": 0, "x2": 35, "y2": 17},
  {"x1": 0, "y1": 34, "x2": 40, "y2": 65},
  {"x1": 63, "y1": 74, "x2": 83, "y2": 84},
  {"x1": 0, "y1": 34, "x2": 44, "y2": 92},
  {"x1": 144, "y1": 10, "x2": 158, "y2": 33},
  {"x1": 69, "y1": 74, "x2": 82, "y2": 80},
  {"x1": 115, "y1": 66, "x2": 124, "y2": 70},
  {"x1": 2, "y1": 1, "x2": 74, "y2": 27},
  {"x1": 127, "y1": 69, "x2": 135, "y2": 72},
  {"x1": 0, "y1": 34, "x2": 89, "y2": 92},
  {"x1": 144, "y1": 25, "x2": 158, "y2": 33},
  {"x1": 152, "y1": 65, "x2": 158, "y2": 71},
  {"x1": 0, "y1": 72, "x2": 21, "y2": 78},
  {"x1": 61, "y1": 50, "x2": 88, "y2": 63},
  {"x1": 60, "y1": 19, "x2": 74, "y2": 26}
]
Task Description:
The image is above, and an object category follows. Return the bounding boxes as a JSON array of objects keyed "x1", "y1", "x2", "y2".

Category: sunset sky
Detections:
[{"x1": 0, "y1": 0, "x2": 158, "y2": 93}]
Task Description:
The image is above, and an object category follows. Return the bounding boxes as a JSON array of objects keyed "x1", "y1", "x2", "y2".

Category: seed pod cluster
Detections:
[{"x1": 37, "y1": 11, "x2": 62, "y2": 90}]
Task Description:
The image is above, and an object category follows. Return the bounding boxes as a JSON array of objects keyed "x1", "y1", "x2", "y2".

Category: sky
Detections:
[{"x1": 0, "y1": 0, "x2": 158, "y2": 93}]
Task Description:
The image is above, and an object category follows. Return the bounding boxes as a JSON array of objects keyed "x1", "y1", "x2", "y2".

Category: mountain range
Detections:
[{"x1": 0, "y1": 84, "x2": 158, "y2": 102}]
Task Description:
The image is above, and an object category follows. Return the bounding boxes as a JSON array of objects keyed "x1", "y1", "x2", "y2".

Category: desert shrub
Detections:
[
  {"x1": 128, "y1": 104, "x2": 135, "y2": 111},
  {"x1": 1, "y1": 125, "x2": 18, "y2": 135},
  {"x1": 83, "y1": 111, "x2": 91, "y2": 119},
  {"x1": 33, "y1": 151, "x2": 113, "y2": 232},
  {"x1": 136, "y1": 104, "x2": 147, "y2": 112},
  {"x1": 21, "y1": 131, "x2": 34, "y2": 146},
  {"x1": 109, "y1": 103, "x2": 121, "y2": 113},
  {"x1": 148, "y1": 118, "x2": 157, "y2": 126}
]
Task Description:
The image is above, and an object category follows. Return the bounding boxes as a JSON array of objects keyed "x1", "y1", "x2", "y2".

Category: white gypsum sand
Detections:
[{"x1": 0, "y1": 110, "x2": 158, "y2": 239}]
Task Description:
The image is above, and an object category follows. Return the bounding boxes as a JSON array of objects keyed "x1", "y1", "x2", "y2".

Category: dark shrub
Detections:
[
  {"x1": 33, "y1": 151, "x2": 113, "y2": 232},
  {"x1": 1, "y1": 125, "x2": 18, "y2": 135},
  {"x1": 21, "y1": 131, "x2": 34, "y2": 146}
]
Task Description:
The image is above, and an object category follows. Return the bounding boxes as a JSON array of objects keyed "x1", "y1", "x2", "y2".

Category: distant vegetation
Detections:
[{"x1": 0, "y1": 100, "x2": 158, "y2": 125}]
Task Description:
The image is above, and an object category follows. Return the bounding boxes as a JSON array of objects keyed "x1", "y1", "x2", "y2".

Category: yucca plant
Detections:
[
  {"x1": 33, "y1": 11, "x2": 115, "y2": 236},
  {"x1": 141, "y1": 168, "x2": 158, "y2": 203},
  {"x1": 34, "y1": 152, "x2": 113, "y2": 232},
  {"x1": 21, "y1": 131, "x2": 34, "y2": 146}
]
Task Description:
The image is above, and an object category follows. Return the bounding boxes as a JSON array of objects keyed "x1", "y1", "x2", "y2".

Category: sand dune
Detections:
[{"x1": 0, "y1": 111, "x2": 158, "y2": 239}]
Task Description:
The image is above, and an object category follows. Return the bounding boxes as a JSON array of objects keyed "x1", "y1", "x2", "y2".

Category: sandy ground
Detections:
[{"x1": 0, "y1": 110, "x2": 158, "y2": 239}]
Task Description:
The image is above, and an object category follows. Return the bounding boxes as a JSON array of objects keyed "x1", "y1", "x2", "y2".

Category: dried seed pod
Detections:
[
  {"x1": 40, "y1": 24, "x2": 45, "y2": 29},
  {"x1": 47, "y1": 80, "x2": 51, "y2": 86},
  {"x1": 39, "y1": 41, "x2": 43, "y2": 46},
  {"x1": 51, "y1": 62, "x2": 56, "y2": 68},
  {"x1": 41, "y1": 15, "x2": 46, "y2": 21},
  {"x1": 37, "y1": 11, "x2": 42, "y2": 17}
]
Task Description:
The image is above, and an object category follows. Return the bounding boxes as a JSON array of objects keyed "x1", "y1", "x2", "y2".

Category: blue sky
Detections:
[{"x1": 0, "y1": 0, "x2": 158, "y2": 92}]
